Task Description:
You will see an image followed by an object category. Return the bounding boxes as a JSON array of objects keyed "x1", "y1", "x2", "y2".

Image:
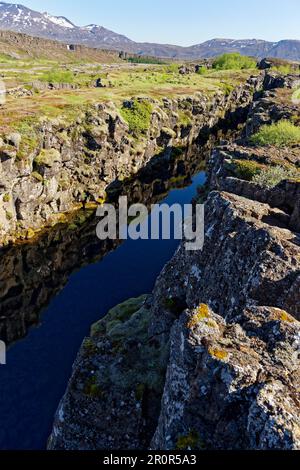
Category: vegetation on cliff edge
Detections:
[{"x1": 251, "y1": 120, "x2": 300, "y2": 147}]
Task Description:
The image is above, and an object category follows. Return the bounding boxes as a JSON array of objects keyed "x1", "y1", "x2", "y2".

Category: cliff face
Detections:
[
  {"x1": 150, "y1": 191, "x2": 300, "y2": 450},
  {"x1": 48, "y1": 190, "x2": 300, "y2": 451},
  {"x1": 48, "y1": 73, "x2": 300, "y2": 451},
  {"x1": 0, "y1": 76, "x2": 260, "y2": 245}
]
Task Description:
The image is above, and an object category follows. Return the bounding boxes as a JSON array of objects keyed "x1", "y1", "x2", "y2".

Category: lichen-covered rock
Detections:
[
  {"x1": 48, "y1": 190, "x2": 300, "y2": 450},
  {"x1": 48, "y1": 295, "x2": 169, "y2": 450},
  {"x1": 152, "y1": 304, "x2": 300, "y2": 450}
]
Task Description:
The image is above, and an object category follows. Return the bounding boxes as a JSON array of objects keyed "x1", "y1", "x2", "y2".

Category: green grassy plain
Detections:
[{"x1": 0, "y1": 54, "x2": 258, "y2": 133}]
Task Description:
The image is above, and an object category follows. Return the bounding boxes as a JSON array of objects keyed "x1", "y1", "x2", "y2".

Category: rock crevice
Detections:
[{"x1": 48, "y1": 74, "x2": 300, "y2": 450}]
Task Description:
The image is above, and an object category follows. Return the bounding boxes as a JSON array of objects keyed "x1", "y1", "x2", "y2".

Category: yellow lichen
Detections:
[
  {"x1": 26, "y1": 228, "x2": 36, "y2": 240},
  {"x1": 208, "y1": 347, "x2": 228, "y2": 361},
  {"x1": 187, "y1": 304, "x2": 210, "y2": 328},
  {"x1": 278, "y1": 309, "x2": 295, "y2": 323},
  {"x1": 206, "y1": 319, "x2": 218, "y2": 329}
]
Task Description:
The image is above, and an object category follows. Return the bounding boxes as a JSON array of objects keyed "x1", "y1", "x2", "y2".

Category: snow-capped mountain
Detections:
[
  {"x1": 0, "y1": 2, "x2": 134, "y2": 46},
  {"x1": 0, "y1": 2, "x2": 75, "y2": 34},
  {"x1": 0, "y1": 2, "x2": 300, "y2": 60},
  {"x1": 43, "y1": 13, "x2": 75, "y2": 29}
]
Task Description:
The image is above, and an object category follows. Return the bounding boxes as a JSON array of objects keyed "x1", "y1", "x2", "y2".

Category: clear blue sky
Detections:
[{"x1": 15, "y1": 0, "x2": 300, "y2": 46}]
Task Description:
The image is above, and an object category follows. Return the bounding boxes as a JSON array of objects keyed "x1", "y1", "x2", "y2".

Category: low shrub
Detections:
[
  {"x1": 292, "y1": 88, "x2": 300, "y2": 102},
  {"x1": 251, "y1": 120, "x2": 300, "y2": 147},
  {"x1": 271, "y1": 65, "x2": 294, "y2": 75},
  {"x1": 252, "y1": 165, "x2": 300, "y2": 188},
  {"x1": 212, "y1": 53, "x2": 257, "y2": 70},
  {"x1": 196, "y1": 66, "x2": 208, "y2": 75}
]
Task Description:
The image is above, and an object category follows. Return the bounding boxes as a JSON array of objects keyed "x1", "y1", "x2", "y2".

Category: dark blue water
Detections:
[{"x1": 0, "y1": 171, "x2": 205, "y2": 450}]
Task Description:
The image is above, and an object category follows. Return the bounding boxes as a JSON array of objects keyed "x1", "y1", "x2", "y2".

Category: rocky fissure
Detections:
[
  {"x1": 0, "y1": 73, "x2": 263, "y2": 245},
  {"x1": 48, "y1": 73, "x2": 300, "y2": 450},
  {"x1": 0, "y1": 148, "x2": 205, "y2": 345}
]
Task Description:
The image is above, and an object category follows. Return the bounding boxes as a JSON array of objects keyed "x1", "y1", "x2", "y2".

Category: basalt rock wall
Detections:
[{"x1": 0, "y1": 75, "x2": 262, "y2": 245}]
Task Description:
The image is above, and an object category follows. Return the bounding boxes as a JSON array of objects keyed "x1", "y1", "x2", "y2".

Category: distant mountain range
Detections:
[{"x1": 0, "y1": 1, "x2": 300, "y2": 60}]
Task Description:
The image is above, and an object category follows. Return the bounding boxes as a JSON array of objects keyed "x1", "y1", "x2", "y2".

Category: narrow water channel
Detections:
[{"x1": 0, "y1": 157, "x2": 206, "y2": 450}]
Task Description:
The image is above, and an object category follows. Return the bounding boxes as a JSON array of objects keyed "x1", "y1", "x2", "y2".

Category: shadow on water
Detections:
[{"x1": 0, "y1": 147, "x2": 206, "y2": 450}]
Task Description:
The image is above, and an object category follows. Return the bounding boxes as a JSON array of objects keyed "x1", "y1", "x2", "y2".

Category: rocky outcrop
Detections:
[
  {"x1": 152, "y1": 304, "x2": 300, "y2": 450},
  {"x1": 151, "y1": 192, "x2": 300, "y2": 450},
  {"x1": 245, "y1": 75, "x2": 300, "y2": 136},
  {"x1": 48, "y1": 72, "x2": 300, "y2": 451},
  {"x1": 48, "y1": 295, "x2": 167, "y2": 450},
  {"x1": 207, "y1": 145, "x2": 300, "y2": 231}
]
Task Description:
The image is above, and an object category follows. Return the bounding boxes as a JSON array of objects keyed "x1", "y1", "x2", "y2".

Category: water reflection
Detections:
[{"x1": 0, "y1": 147, "x2": 206, "y2": 345}]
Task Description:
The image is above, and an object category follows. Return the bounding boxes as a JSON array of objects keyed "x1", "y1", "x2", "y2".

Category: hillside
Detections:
[
  {"x1": 0, "y1": 2, "x2": 300, "y2": 60},
  {"x1": 0, "y1": 29, "x2": 121, "y2": 62}
]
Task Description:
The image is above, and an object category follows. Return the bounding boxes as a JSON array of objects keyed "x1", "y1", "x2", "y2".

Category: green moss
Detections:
[
  {"x1": 161, "y1": 127, "x2": 176, "y2": 138},
  {"x1": 120, "y1": 99, "x2": 153, "y2": 136},
  {"x1": 67, "y1": 223, "x2": 78, "y2": 231},
  {"x1": 89, "y1": 295, "x2": 169, "y2": 399},
  {"x1": 135, "y1": 383, "x2": 146, "y2": 401},
  {"x1": 31, "y1": 171, "x2": 44, "y2": 182},
  {"x1": 176, "y1": 431, "x2": 205, "y2": 450},
  {"x1": 222, "y1": 83, "x2": 234, "y2": 96},
  {"x1": 91, "y1": 295, "x2": 147, "y2": 337},
  {"x1": 171, "y1": 146, "x2": 185, "y2": 158},
  {"x1": 292, "y1": 88, "x2": 300, "y2": 102},
  {"x1": 14, "y1": 120, "x2": 39, "y2": 160},
  {"x1": 178, "y1": 111, "x2": 192, "y2": 127},
  {"x1": 2, "y1": 193, "x2": 10, "y2": 203},
  {"x1": 84, "y1": 376, "x2": 103, "y2": 398},
  {"x1": 231, "y1": 159, "x2": 263, "y2": 181},
  {"x1": 169, "y1": 174, "x2": 187, "y2": 185},
  {"x1": 83, "y1": 338, "x2": 99, "y2": 357},
  {"x1": 34, "y1": 148, "x2": 60, "y2": 167}
]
